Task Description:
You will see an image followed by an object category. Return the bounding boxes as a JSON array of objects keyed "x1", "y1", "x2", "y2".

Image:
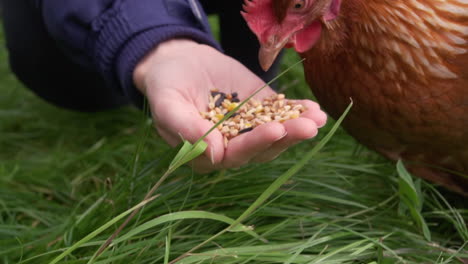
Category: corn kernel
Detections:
[
  {"x1": 227, "y1": 103, "x2": 239, "y2": 111},
  {"x1": 255, "y1": 105, "x2": 263, "y2": 113},
  {"x1": 215, "y1": 114, "x2": 224, "y2": 120}
]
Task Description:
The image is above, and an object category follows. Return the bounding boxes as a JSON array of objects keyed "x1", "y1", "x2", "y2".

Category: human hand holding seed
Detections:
[{"x1": 134, "y1": 39, "x2": 327, "y2": 172}]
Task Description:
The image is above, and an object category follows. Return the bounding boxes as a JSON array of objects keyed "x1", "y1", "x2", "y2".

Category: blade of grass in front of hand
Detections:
[
  {"x1": 49, "y1": 195, "x2": 159, "y2": 264},
  {"x1": 193, "y1": 59, "x2": 305, "y2": 147},
  {"x1": 168, "y1": 140, "x2": 207, "y2": 172},
  {"x1": 170, "y1": 101, "x2": 353, "y2": 264},
  {"x1": 169, "y1": 141, "x2": 194, "y2": 169}
]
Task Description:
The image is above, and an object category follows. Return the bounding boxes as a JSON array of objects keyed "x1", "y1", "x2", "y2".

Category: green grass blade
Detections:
[
  {"x1": 49, "y1": 195, "x2": 159, "y2": 264},
  {"x1": 170, "y1": 101, "x2": 353, "y2": 264},
  {"x1": 397, "y1": 160, "x2": 431, "y2": 241},
  {"x1": 93, "y1": 140, "x2": 205, "y2": 256},
  {"x1": 284, "y1": 225, "x2": 328, "y2": 264},
  {"x1": 397, "y1": 160, "x2": 421, "y2": 210},
  {"x1": 75, "y1": 195, "x2": 106, "y2": 225},
  {"x1": 169, "y1": 141, "x2": 207, "y2": 172},
  {"x1": 179, "y1": 243, "x2": 305, "y2": 264},
  {"x1": 164, "y1": 228, "x2": 172, "y2": 264},
  {"x1": 287, "y1": 191, "x2": 368, "y2": 209},
  {"x1": 233, "y1": 100, "x2": 353, "y2": 225},
  {"x1": 349, "y1": 242, "x2": 375, "y2": 256},
  {"x1": 169, "y1": 141, "x2": 194, "y2": 169},
  {"x1": 309, "y1": 239, "x2": 367, "y2": 263},
  {"x1": 114, "y1": 210, "x2": 262, "y2": 244}
]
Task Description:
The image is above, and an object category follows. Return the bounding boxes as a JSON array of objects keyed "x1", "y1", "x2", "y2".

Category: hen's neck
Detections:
[{"x1": 318, "y1": 0, "x2": 468, "y2": 82}]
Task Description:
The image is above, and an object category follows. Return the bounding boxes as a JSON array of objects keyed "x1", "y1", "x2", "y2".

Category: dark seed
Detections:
[
  {"x1": 231, "y1": 92, "x2": 238, "y2": 98},
  {"x1": 211, "y1": 91, "x2": 225, "y2": 97},
  {"x1": 231, "y1": 98, "x2": 240, "y2": 103},
  {"x1": 239, "y1": 127, "x2": 253, "y2": 134},
  {"x1": 214, "y1": 94, "x2": 226, "y2": 107}
]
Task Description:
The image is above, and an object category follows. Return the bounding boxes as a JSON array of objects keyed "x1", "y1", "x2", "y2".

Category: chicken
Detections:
[{"x1": 242, "y1": 0, "x2": 468, "y2": 195}]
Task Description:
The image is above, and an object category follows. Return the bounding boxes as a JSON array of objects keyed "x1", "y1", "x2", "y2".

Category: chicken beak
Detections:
[{"x1": 258, "y1": 35, "x2": 289, "y2": 71}]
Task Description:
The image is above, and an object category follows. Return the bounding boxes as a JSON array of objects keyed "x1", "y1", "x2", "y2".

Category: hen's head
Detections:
[{"x1": 242, "y1": 0, "x2": 342, "y2": 71}]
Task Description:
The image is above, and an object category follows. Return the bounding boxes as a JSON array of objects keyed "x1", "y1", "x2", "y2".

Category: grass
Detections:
[{"x1": 1, "y1": 19, "x2": 467, "y2": 264}]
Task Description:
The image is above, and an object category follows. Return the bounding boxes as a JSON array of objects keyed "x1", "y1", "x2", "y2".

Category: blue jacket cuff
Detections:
[
  {"x1": 90, "y1": 0, "x2": 221, "y2": 107},
  {"x1": 115, "y1": 26, "x2": 221, "y2": 107}
]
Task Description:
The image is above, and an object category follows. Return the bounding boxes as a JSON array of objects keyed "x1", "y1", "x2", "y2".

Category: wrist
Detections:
[{"x1": 133, "y1": 38, "x2": 199, "y2": 94}]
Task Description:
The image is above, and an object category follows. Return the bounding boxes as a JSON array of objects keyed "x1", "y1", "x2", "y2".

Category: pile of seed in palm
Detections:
[{"x1": 200, "y1": 90, "x2": 307, "y2": 147}]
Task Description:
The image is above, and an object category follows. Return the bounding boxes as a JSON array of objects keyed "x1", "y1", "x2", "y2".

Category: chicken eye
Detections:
[{"x1": 292, "y1": 0, "x2": 305, "y2": 10}]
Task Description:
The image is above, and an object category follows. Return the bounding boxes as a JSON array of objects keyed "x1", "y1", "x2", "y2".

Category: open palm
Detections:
[{"x1": 134, "y1": 39, "x2": 327, "y2": 172}]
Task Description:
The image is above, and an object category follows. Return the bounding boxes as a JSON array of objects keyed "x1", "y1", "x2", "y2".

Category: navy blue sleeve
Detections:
[{"x1": 37, "y1": 0, "x2": 221, "y2": 105}]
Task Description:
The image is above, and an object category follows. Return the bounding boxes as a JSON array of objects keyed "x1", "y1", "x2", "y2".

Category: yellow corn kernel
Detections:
[
  {"x1": 227, "y1": 103, "x2": 239, "y2": 111},
  {"x1": 244, "y1": 123, "x2": 252, "y2": 128},
  {"x1": 290, "y1": 113, "x2": 300, "y2": 119},
  {"x1": 215, "y1": 114, "x2": 224, "y2": 120}
]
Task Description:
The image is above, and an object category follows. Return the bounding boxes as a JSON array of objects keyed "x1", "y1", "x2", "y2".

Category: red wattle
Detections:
[{"x1": 294, "y1": 21, "x2": 322, "y2": 53}]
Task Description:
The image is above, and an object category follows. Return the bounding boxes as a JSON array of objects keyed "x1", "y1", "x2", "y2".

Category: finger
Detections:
[
  {"x1": 222, "y1": 122, "x2": 286, "y2": 168},
  {"x1": 157, "y1": 119, "x2": 223, "y2": 173},
  {"x1": 290, "y1": 99, "x2": 327, "y2": 127},
  {"x1": 190, "y1": 151, "x2": 223, "y2": 173},
  {"x1": 251, "y1": 117, "x2": 318, "y2": 163},
  {"x1": 157, "y1": 119, "x2": 223, "y2": 172},
  {"x1": 155, "y1": 124, "x2": 181, "y2": 147},
  {"x1": 151, "y1": 96, "x2": 225, "y2": 165}
]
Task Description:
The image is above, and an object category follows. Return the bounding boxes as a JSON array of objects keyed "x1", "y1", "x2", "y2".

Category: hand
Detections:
[{"x1": 134, "y1": 39, "x2": 327, "y2": 173}]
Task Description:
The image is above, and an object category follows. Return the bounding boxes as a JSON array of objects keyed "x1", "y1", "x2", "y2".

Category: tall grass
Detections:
[{"x1": 1, "y1": 22, "x2": 467, "y2": 263}]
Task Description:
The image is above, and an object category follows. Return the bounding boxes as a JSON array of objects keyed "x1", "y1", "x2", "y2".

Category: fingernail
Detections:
[
  {"x1": 210, "y1": 148, "x2": 215, "y2": 165},
  {"x1": 275, "y1": 131, "x2": 288, "y2": 141}
]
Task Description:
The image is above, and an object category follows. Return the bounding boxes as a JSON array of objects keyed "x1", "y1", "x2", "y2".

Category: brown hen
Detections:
[{"x1": 242, "y1": 0, "x2": 468, "y2": 195}]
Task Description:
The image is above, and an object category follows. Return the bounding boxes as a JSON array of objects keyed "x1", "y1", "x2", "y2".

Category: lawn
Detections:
[{"x1": 0, "y1": 20, "x2": 467, "y2": 263}]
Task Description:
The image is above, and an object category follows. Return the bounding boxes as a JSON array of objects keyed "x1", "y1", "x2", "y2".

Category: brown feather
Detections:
[{"x1": 295, "y1": 0, "x2": 468, "y2": 194}]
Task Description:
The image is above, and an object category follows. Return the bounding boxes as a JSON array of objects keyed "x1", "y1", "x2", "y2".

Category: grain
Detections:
[{"x1": 201, "y1": 90, "x2": 307, "y2": 145}]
